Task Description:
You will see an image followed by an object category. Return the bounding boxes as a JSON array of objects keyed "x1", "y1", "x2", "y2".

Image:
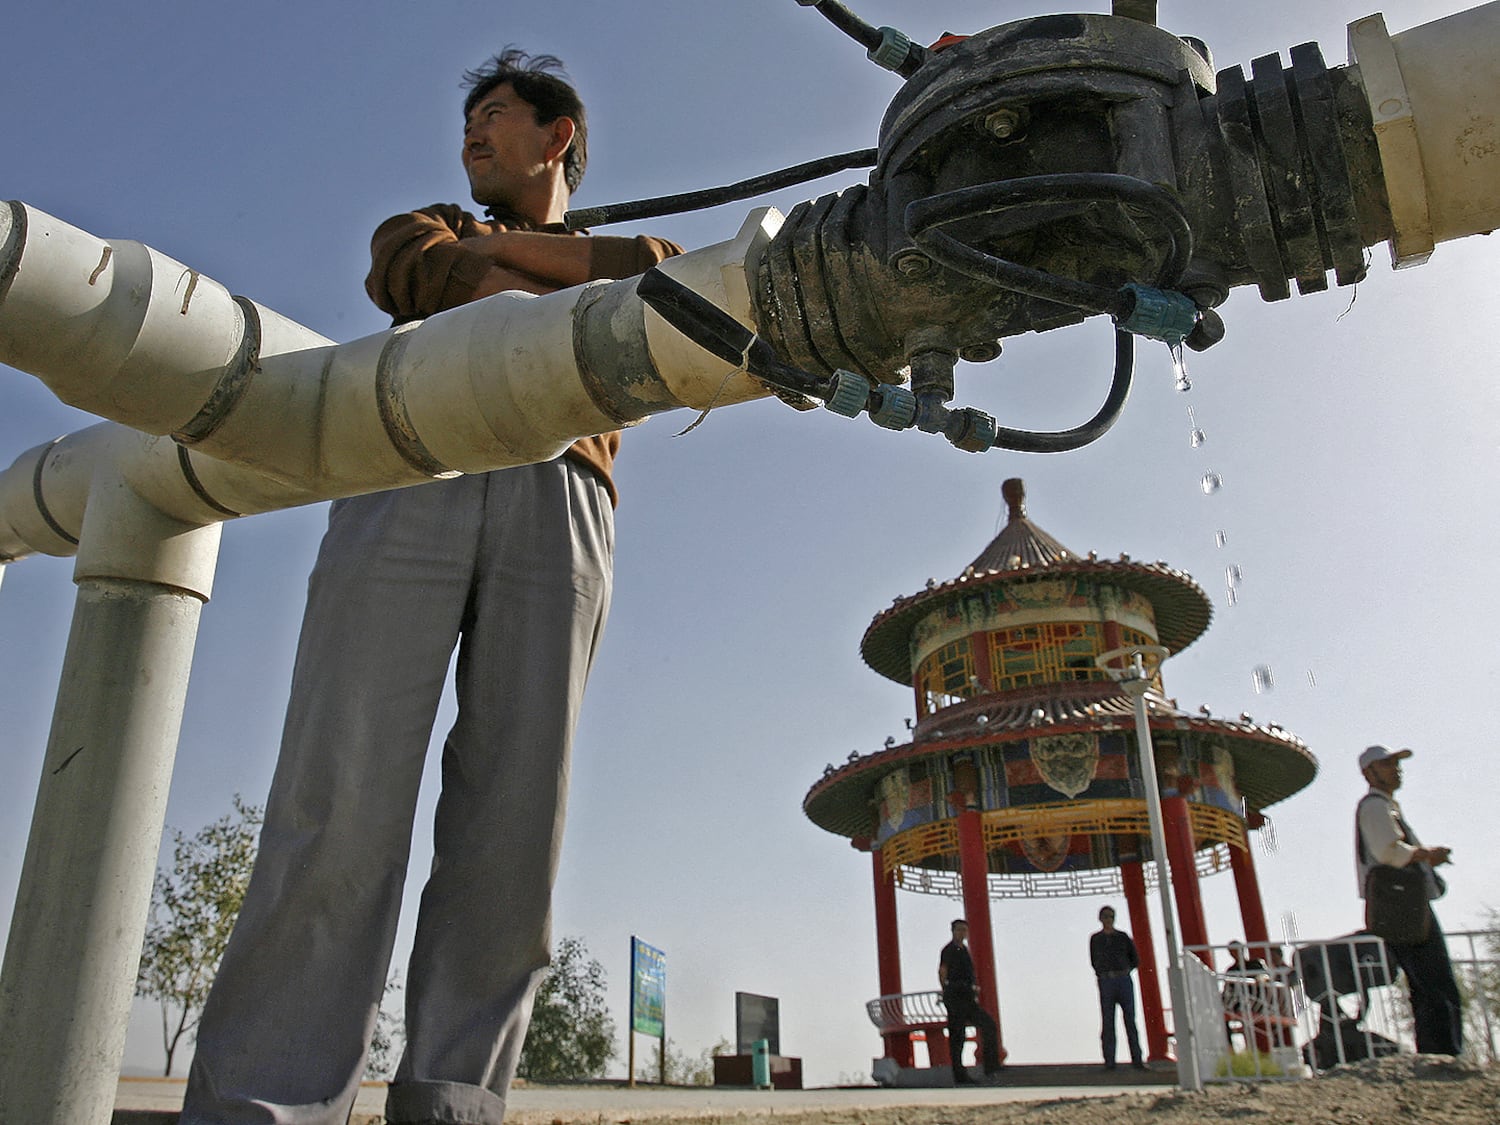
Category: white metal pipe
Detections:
[
  {"x1": 1348, "y1": 3, "x2": 1500, "y2": 266},
  {"x1": 0, "y1": 203, "x2": 246, "y2": 436},
  {"x1": 0, "y1": 203, "x2": 782, "y2": 1123},
  {"x1": 0, "y1": 473, "x2": 219, "y2": 1125},
  {"x1": 0, "y1": 203, "x2": 782, "y2": 567}
]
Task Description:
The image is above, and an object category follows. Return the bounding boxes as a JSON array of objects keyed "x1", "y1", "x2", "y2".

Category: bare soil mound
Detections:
[{"x1": 596, "y1": 1057, "x2": 1498, "y2": 1125}]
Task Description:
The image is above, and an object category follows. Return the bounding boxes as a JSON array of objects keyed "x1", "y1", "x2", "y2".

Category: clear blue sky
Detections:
[{"x1": 2, "y1": 0, "x2": 1497, "y2": 1085}]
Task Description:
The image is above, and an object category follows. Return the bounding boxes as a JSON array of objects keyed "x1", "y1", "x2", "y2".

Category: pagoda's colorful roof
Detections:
[
  {"x1": 803, "y1": 682, "x2": 1316, "y2": 839},
  {"x1": 860, "y1": 479, "x2": 1213, "y2": 684},
  {"x1": 968, "y1": 481, "x2": 1074, "y2": 570}
]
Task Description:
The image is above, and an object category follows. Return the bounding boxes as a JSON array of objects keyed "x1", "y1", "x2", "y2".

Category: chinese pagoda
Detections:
[{"x1": 803, "y1": 479, "x2": 1315, "y2": 1075}]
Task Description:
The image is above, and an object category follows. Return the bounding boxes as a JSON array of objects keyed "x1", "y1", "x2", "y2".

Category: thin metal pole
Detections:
[
  {"x1": 1125, "y1": 670, "x2": 1203, "y2": 1091},
  {"x1": 628, "y1": 937, "x2": 637, "y2": 1089},
  {"x1": 1098, "y1": 646, "x2": 1202, "y2": 1092}
]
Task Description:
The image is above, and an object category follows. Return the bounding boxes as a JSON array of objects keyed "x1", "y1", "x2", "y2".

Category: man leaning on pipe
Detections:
[{"x1": 179, "y1": 48, "x2": 681, "y2": 1125}]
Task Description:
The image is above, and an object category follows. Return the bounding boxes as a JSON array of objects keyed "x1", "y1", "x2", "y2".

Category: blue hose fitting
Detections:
[
  {"x1": 946, "y1": 407, "x2": 997, "y2": 453},
  {"x1": 1115, "y1": 283, "x2": 1198, "y2": 343},
  {"x1": 823, "y1": 369, "x2": 870, "y2": 417},
  {"x1": 868, "y1": 385, "x2": 917, "y2": 430},
  {"x1": 868, "y1": 27, "x2": 912, "y2": 72}
]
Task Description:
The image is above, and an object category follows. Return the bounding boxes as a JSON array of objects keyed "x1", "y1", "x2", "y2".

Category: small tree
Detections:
[
  {"x1": 1458, "y1": 909, "x2": 1500, "y2": 1063},
  {"x1": 366, "y1": 972, "x2": 406, "y2": 1080},
  {"x1": 517, "y1": 936, "x2": 616, "y2": 1081},
  {"x1": 135, "y1": 795, "x2": 263, "y2": 1076},
  {"x1": 638, "y1": 1037, "x2": 731, "y2": 1086}
]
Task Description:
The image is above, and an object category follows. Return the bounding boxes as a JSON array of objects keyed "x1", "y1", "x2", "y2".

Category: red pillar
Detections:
[
  {"x1": 870, "y1": 846, "x2": 914, "y2": 1067},
  {"x1": 1229, "y1": 833, "x2": 1292, "y2": 1051},
  {"x1": 1229, "y1": 836, "x2": 1272, "y2": 963},
  {"x1": 1162, "y1": 796, "x2": 1212, "y2": 966},
  {"x1": 953, "y1": 800, "x2": 1007, "y2": 1063},
  {"x1": 1120, "y1": 860, "x2": 1170, "y2": 1061}
]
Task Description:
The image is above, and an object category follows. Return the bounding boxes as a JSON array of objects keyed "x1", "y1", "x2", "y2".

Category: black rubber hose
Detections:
[
  {"x1": 989, "y1": 329, "x2": 1135, "y2": 453},
  {"x1": 905, "y1": 174, "x2": 1194, "y2": 314},
  {"x1": 803, "y1": 1, "x2": 927, "y2": 77},
  {"x1": 635, "y1": 268, "x2": 827, "y2": 400},
  {"x1": 804, "y1": 0, "x2": 885, "y2": 52},
  {"x1": 565, "y1": 148, "x2": 878, "y2": 230}
]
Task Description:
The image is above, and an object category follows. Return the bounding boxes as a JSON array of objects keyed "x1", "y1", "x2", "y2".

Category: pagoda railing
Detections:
[{"x1": 866, "y1": 990, "x2": 948, "y2": 1032}]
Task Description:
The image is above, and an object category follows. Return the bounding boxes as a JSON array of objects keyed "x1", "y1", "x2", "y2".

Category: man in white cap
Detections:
[{"x1": 1355, "y1": 745, "x2": 1462, "y2": 1054}]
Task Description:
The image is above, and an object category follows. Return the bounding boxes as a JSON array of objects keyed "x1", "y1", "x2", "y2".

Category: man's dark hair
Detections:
[{"x1": 462, "y1": 48, "x2": 588, "y2": 192}]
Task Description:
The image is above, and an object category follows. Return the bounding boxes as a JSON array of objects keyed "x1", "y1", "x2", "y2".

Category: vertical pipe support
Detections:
[
  {"x1": 0, "y1": 465, "x2": 219, "y2": 1125},
  {"x1": 1120, "y1": 859, "x2": 1170, "y2": 1061}
]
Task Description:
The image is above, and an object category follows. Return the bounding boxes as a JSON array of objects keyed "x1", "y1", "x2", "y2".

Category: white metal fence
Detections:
[
  {"x1": 865, "y1": 990, "x2": 947, "y2": 1033},
  {"x1": 1181, "y1": 930, "x2": 1499, "y2": 1083}
]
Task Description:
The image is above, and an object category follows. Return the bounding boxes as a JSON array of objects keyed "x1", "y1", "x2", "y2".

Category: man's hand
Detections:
[{"x1": 1418, "y1": 845, "x2": 1453, "y2": 866}]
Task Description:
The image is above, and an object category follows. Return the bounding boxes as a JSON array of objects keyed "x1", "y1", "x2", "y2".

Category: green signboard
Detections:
[{"x1": 629, "y1": 936, "x2": 666, "y2": 1039}]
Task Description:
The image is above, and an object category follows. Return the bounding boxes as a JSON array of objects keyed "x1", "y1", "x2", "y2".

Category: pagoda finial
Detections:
[{"x1": 1002, "y1": 478, "x2": 1027, "y2": 522}]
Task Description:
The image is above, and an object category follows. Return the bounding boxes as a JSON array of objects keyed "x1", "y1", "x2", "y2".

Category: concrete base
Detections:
[
  {"x1": 113, "y1": 1070, "x2": 1179, "y2": 1123},
  {"x1": 880, "y1": 1062, "x2": 1177, "y2": 1089}
]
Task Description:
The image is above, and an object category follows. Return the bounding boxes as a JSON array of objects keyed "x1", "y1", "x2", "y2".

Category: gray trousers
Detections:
[{"x1": 180, "y1": 461, "x2": 613, "y2": 1125}]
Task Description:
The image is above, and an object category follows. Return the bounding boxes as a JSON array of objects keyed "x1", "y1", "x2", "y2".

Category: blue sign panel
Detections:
[{"x1": 630, "y1": 936, "x2": 666, "y2": 1039}]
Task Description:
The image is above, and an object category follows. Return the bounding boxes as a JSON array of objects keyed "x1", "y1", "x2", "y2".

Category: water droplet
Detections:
[
  {"x1": 1186, "y1": 406, "x2": 1206, "y2": 447},
  {"x1": 1214, "y1": 530, "x2": 1228, "y2": 548},
  {"x1": 1031, "y1": 708, "x2": 1047, "y2": 721},
  {"x1": 1200, "y1": 471, "x2": 1223, "y2": 495},
  {"x1": 1226, "y1": 586, "x2": 1238, "y2": 607},
  {"x1": 1252, "y1": 665, "x2": 1275, "y2": 694},
  {"x1": 1306, "y1": 669, "x2": 1317, "y2": 688},
  {"x1": 1169, "y1": 341, "x2": 1191, "y2": 392},
  {"x1": 1226, "y1": 564, "x2": 1243, "y2": 588}
]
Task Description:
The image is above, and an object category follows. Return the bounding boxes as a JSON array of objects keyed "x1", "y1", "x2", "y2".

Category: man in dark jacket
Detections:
[
  {"x1": 1090, "y1": 905, "x2": 1147, "y2": 1070},
  {"x1": 939, "y1": 919, "x2": 1001, "y2": 1084}
]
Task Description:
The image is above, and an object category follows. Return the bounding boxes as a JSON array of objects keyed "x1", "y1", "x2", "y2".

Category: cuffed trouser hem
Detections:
[{"x1": 385, "y1": 1079, "x2": 506, "y2": 1125}]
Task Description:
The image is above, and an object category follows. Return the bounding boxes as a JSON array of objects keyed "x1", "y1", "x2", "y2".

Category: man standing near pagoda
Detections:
[
  {"x1": 179, "y1": 48, "x2": 681, "y2": 1125},
  {"x1": 1089, "y1": 905, "x2": 1147, "y2": 1070},
  {"x1": 939, "y1": 919, "x2": 1001, "y2": 1084},
  {"x1": 1356, "y1": 744, "x2": 1462, "y2": 1055}
]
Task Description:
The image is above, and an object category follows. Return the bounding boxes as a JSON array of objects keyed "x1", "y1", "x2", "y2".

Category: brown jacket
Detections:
[{"x1": 365, "y1": 203, "x2": 682, "y2": 505}]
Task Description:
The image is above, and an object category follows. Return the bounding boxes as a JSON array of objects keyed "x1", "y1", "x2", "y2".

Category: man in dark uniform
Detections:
[
  {"x1": 1089, "y1": 905, "x2": 1147, "y2": 1070},
  {"x1": 938, "y1": 919, "x2": 1001, "y2": 1084}
]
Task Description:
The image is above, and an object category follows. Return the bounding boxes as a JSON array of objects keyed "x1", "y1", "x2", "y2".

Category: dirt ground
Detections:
[{"x1": 582, "y1": 1057, "x2": 1499, "y2": 1125}]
